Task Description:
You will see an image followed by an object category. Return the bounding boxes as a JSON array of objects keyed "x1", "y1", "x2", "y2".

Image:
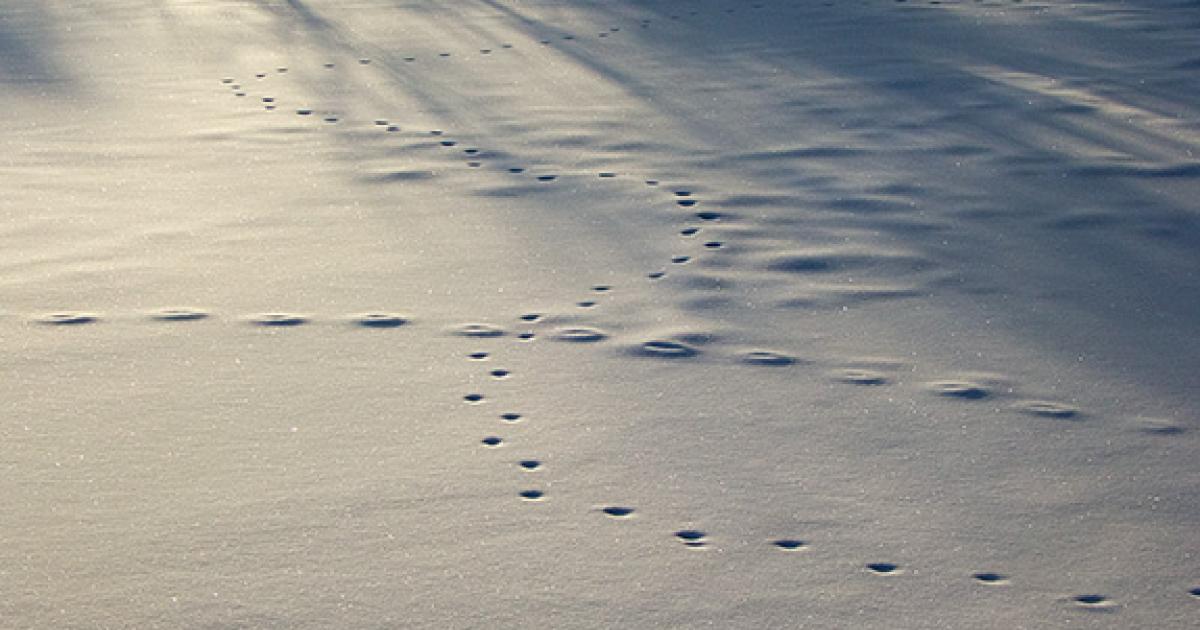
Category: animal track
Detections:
[
  {"x1": 834, "y1": 368, "x2": 888, "y2": 385},
  {"x1": 1133, "y1": 417, "x2": 1185, "y2": 435},
  {"x1": 738, "y1": 350, "x2": 797, "y2": 366},
  {"x1": 455, "y1": 323, "x2": 505, "y2": 337},
  {"x1": 150, "y1": 308, "x2": 208, "y2": 322},
  {"x1": 213, "y1": 44, "x2": 1148, "y2": 607},
  {"x1": 552, "y1": 327, "x2": 608, "y2": 343},
  {"x1": 37, "y1": 312, "x2": 99, "y2": 325},
  {"x1": 973, "y1": 572, "x2": 1008, "y2": 584},
  {"x1": 251, "y1": 313, "x2": 307, "y2": 327},
  {"x1": 1015, "y1": 400, "x2": 1080, "y2": 419},
  {"x1": 674, "y1": 529, "x2": 708, "y2": 548},
  {"x1": 631, "y1": 340, "x2": 699, "y2": 359},
  {"x1": 930, "y1": 380, "x2": 990, "y2": 399},
  {"x1": 354, "y1": 313, "x2": 408, "y2": 328},
  {"x1": 1072, "y1": 594, "x2": 1113, "y2": 609},
  {"x1": 519, "y1": 490, "x2": 545, "y2": 501}
]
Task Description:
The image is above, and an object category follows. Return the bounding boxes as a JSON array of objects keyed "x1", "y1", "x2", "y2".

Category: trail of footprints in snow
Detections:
[{"x1": 197, "y1": 15, "x2": 1199, "y2": 609}]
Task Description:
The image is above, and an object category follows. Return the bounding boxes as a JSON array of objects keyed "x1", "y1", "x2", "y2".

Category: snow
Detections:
[{"x1": 1, "y1": 1, "x2": 1197, "y2": 627}]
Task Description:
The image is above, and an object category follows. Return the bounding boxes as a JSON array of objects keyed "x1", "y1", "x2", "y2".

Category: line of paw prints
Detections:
[
  {"x1": 458, "y1": 313, "x2": 1196, "y2": 609},
  {"x1": 223, "y1": 58, "x2": 1106, "y2": 425},
  {"x1": 220, "y1": 64, "x2": 732, "y2": 285},
  {"x1": 11, "y1": 305, "x2": 1097, "y2": 419},
  {"x1": 215, "y1": 35, "x2": 1188, "y2": 609},
  {"x1": 457, "y1": 322, "x2": 1173, "y2": 610},
  {"x1": 218, "y1": 56, "x2": 1102, "y2": 499},
  {"x1": 223, "y1": 59, "x2": 1122, "y2": 469}
]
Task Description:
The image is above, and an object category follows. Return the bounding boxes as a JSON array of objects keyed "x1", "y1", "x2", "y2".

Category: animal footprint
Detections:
[
  {"x1": 1071, "y1": 594, "x2": 1115, "y2": 610},
  {"x1": 37, "y1": 312, "x2": 98, "y2": 325},
  {"x1": 738, "y1": 350, "x2": 797, "y2": 366},
  {"x1": 251, "y1": 313, "x2": 307, "y2": 327},
  {"x1": 930, "y1": 380, "x2": 990, "y2": 399},
  {"x1": 150, "y1": 308, "x2": 208, "y2": 322},
  {"x1": 675, "y1": 529, "x2": 708, "y2": 548},
  {"x1": 354, "y1": 313, "x2": 408, "y2": 328},
  {"x1": 1014, "y1": 400, "x2": 1080, "y2": 419},
  {"x1": 455, "y1": 323, "x2": 505, "y2": 337},
  {"x1": 631, "y1": 340, "x2": 699, "y2": 359},
  {"x1": 601, "y1": 506, "x2": 635, "y2": 518},
  {"x1": 552, "y1": 327, "x2": 608, "y2": 343},
  {"x1": 973, "y1": 572, "x2": 1008, "y2": 584},
  {"x1": 834, "y1": 368, "x2": 888, "y2": 385}
]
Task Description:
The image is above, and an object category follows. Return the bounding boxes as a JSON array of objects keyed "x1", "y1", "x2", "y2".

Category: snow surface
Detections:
[{"x1": 1, "y1": 0, "x2": 1198, "y2": 627}]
